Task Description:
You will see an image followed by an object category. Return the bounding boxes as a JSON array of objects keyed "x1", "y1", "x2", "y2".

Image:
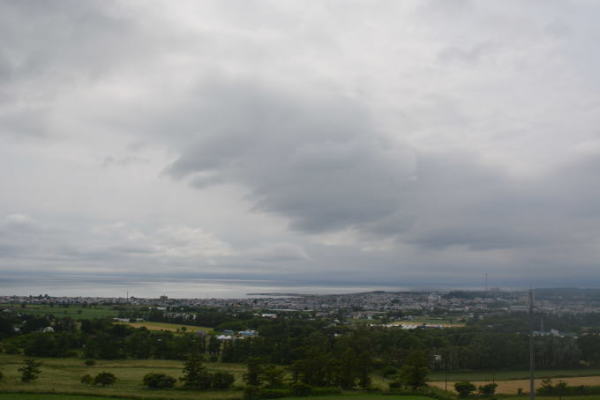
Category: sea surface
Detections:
[{"x1": 0, "y1": 277, "x2": 409, "y2": 298}]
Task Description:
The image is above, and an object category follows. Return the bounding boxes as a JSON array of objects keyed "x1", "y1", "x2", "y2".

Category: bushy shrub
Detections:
[
  {"x1": 259, "y1": 388, "x2": 288, "y2": 398},
  {"x1": 212, "y1": 371, "x2": 235, "y2": 389},
  {"x1": 244, "y1": 385, "x2": 261, "y2": 400},
  {"x1": 389, "y1": 380, "x2": 405, "y2": 389},
  {"x1": 479, "y1": 383, "x2": 498, "y2": 396},
  {"x1": 143, "y1": 372, "x2": 176, "y2": 389},
  {"x1": 94, "y1": 371, "x2": 117, "y2": 387},
  {"x1": 4, "y1": 342, "x2": 21, "y2": 354},
  {"x1": 425, "y1": 386, "x2": 458, "y2": 400},
  {"x1": 312, "y1": 387, "x2": 342, "y2": 395},
  {"x1": 382, "y1": 366, "x2": 399, "y2": 378},
  {"x1": 538, "y1": 379, "x2": 600, "y2": 396},
  {"x1": 84, "y1": 359, "x2": 96, "y2": 366},
  {"x1": 455, "y1": 381, "x2": 476, "y2": 398},
  {"x1": 291, "y1": 382, "x2": 313, "y2": 397},
  {"x1": 80, "y1": 374, "x2": 93, "y2": 385}
]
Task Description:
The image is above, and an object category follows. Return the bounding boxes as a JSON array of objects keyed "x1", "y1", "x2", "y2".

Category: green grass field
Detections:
[
  {"x1": 0, "y1": 354, "x2": 245, "y2": 400},
  {"x1": 5, "y1": 351, "x2": 600, "y2": 400},
  {"x1": 0, "y1": 354, "x2": 440, "y2": 400},
  {"x1": 0, "y1": 304, "x2": 119, "y2": 319}
]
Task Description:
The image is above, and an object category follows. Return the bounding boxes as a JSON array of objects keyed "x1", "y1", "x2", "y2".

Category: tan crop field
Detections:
[
  {"x1": 430, "y1": 376, "x2": 600, "y2": 395},
  {"x1": 117, "y1": 320, "x2": 213, "y2": 333}
]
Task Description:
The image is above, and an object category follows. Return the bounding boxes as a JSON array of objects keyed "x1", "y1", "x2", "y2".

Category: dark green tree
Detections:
[
  {"x1": 398, "y1": 349, "x2": 429, "y2": 389},
  {"x1": 244, "y1": 357, "x2": 264, "y2": 386},
  {"x1": 180, "y1": 352, "x2": 211, "y2": 389},
  {"x1": 19, "y1": 359, "x2": 42, "y2": 383},
  {"x1": 208, "y1": 335, "x2": 221, "y2": 358},
  {"x1": 212, "y1": 371, "x2": 235, "y2": 389},
  {"x1": 261, "y1": 364, "x2": 286, "y2": 388}
]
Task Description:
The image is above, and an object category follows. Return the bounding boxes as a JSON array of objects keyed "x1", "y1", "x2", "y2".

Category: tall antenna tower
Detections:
[
  {"x1": 485, "y1": 273, "x2": 488, "y2": 292},
  {"x1": 529, "y1": 288, "x2": 536, "y2": 400}
]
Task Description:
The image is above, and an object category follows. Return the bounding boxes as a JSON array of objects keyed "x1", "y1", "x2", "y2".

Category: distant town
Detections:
[{"x1": 3, "y1": 288, "x2": 600, "y2": 323}]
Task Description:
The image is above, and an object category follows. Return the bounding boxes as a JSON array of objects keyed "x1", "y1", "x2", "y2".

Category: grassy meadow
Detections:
[
  {"x1": 5, "y1": 351, "x2": 600, "y2": 399},
  {"x1": 0, "y1": 354, "x2": 245, "y2": 400},
  {"x1": 0, "y1": 353, "x2": 439, "y2": 400}
]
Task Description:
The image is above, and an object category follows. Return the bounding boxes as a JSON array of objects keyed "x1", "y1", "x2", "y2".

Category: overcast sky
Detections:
[{"x1": 2, "y1": 0, "x2": 600, "y2": 296}]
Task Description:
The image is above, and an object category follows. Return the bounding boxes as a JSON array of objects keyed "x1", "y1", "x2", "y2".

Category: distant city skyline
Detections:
[{"x1": 2, "y1": 1, "x2": 600, "y2": 293}]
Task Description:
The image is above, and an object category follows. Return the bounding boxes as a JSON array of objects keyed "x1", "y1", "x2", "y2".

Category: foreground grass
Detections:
[
  {"x1": 0, "y1": 393, "x2": 435, "y2": 400},
  {"x1": 0, "y1": 354, "x2": 244, "y2": 400},
  {"x1": 7, "y1": 351, "x2": 600, "y2": 400},
  {"x1": 0, "y1": 354, "x2": 438, "y2": 400},
  {"x1": 284, "y1": 396, "x2": 433, "y2": 400},
  {"x1": 0, "y1": 394, "x2": 123, "y2": 400}
]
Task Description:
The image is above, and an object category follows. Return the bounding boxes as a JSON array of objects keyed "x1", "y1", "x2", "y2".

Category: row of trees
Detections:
[{"x1": 5, "y1": 312, "x2": 600, "y2": 371}]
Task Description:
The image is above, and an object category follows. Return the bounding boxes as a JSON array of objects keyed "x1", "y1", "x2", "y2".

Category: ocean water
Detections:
[{"x1": 0, "y1": 278, "x2": 408, "y2": 298}]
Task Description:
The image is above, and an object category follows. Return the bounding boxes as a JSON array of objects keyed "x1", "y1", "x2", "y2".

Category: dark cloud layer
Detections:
[
  {"x1": 161, "y1": 81, "x2": 600, "y2": 258},
  {"x1": 167, "y1": 83, "x2": 415, "y2": 234}
]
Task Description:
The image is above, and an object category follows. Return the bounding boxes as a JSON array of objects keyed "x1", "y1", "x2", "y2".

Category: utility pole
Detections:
[
  {"x1": 529, "y1": 288, "x2": 535, "y2": 400},
  {"x1": 442, "y1": 353, "x2": 448, "y2": 391}
]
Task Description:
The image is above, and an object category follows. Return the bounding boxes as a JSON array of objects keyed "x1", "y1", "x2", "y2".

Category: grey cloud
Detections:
[
  {"x1": 166, "y1": 88, "x2": 600, "y2": 256},
  {"x1": 102, "y1": 155, "x2": 150, "y2": 167},
  {"x1": 401, "y1": 152, "x2": 600, "y2": 253},
  {"x1": 0, "y1": 0, "x2": 138, "y2": 84},
  {"x1": 437, "y1": 41, "x2": 498, "y2": 65},
  {"x1": 249, "y1": 243, "x2": 310, "y2": 263},
  {"x1": 167, "y1": 82, "x2": 416, "y2": 234},
  {"x1": 0, "y1": 216, "x2": 234, "y2": 272},
  {"x1": 0, "y1": 0, "x2": 155, "y2": 137}
]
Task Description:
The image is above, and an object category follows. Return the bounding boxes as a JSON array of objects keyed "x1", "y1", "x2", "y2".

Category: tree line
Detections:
[{"x1": 3, "y1": 311, "x2": 600, "y2": 372}]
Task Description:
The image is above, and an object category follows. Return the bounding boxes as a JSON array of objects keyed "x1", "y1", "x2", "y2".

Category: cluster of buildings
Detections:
[{"x1": 3, "y1": 289, "x2": 600, "y2": 319}]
